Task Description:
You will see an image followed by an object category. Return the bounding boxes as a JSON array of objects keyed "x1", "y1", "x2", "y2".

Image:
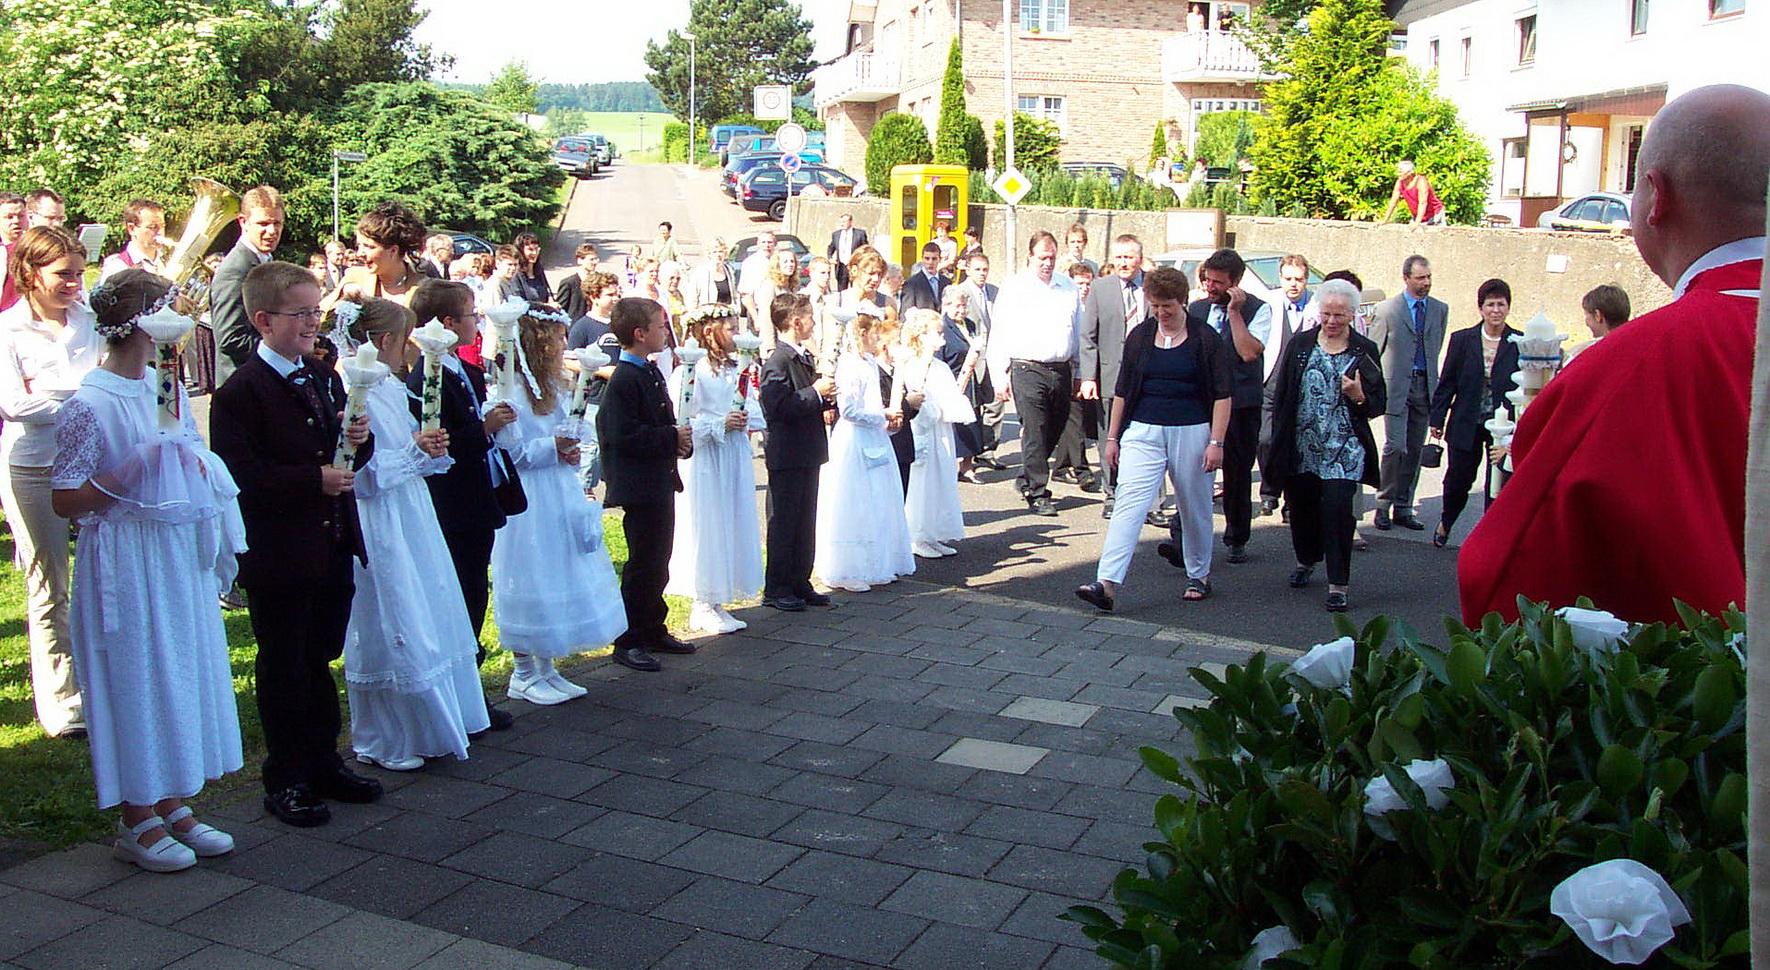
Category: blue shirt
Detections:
[{"x1": 619, "y1": 349, "x2": 650, "y2": 368}]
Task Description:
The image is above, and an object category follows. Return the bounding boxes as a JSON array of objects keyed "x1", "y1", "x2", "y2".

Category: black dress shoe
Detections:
[
  {"x1": 1227, "y1": 543, "x2": 1248, "y2": 564},
  {"x1": 55, "y1": 726, "x2": 88, "y2": 740},
  {"x1": 765, "y1": 595, "x2": 807, "y2": 612},
  {"x1": 1325, "y1": 590, "x2": 1350, "y2": 613},
  {"x1": 653, "y1": 634, "x2": 698, "y2": 655},
  {"x1": 1289, "y1": 565, "x2": 1315, "y2": 588},
  {"x1": 799, "y1": 590, "x2": 833, "y2": 607},
  {"x1": 1146, "y1": 509, "x2": 1173, "y2": 528},
  {"x1": 1373, "y1": 508, "x2": 1392, "y2": 531},
  {"x1": 1074, "y1": 582, "x2": 1114, "y2": 612},
  {"x1": 1393, "y1": 514, "x2": 1427, "y2": 531},
  {"x1": 1028, "y1": 496, "x2": 1057, "y2": 517},
  {"x1": 264, "y1": 785, "x2": 330, "y2": 828},
  {"x1": 1078, "y1": 474, "x2": 1101, "y2": 494},
  {"x1": 1432, "y1": 524, "x2": 1450, "y2": 548},
  {"x1": 613, "y1": 645, "x2": 662, "y2": 672},
  {"x1": 1157, "y1": 541, "x2": 1183, "y2": 569},
  {"x1": 1051, "y1": 468, "x2": 1079, "y2": 484},
  {"x1": 313, "y1": 765, "x2": 384, "y2": 804},
  {"x1": 976, "y1": 455, "x2": 1006, "y2": 471},
  {"x1": 1259, "y1": 497, "x2": 1278, "y2": 517},
  {"x1": 471, "y1": 704, "x2": 515, "y2": 738}
]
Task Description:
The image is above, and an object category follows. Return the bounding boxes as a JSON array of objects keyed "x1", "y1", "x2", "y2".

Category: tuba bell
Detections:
[{"x1": 157, "y1": 177, "x2": 241, "y2": 305}]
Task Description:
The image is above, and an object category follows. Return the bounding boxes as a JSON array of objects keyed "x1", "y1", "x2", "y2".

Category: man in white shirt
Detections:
[
  {"x1": 99, "y1": 199, "x2": 167, "y2": 281},
  {"x1": 737, "y1": 231, "x2": 778, "y2": 305},
  {"x1": 212, "y1": 186, "x2": 286, "y2": 385},
  {"x1": 986, "y1": 230, "x2": 1080, "y2": 516}
]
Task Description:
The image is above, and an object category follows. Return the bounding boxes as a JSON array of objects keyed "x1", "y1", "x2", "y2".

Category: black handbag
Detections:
[
  {"x1": 491, "y1": 448, "x2": 528, "y2": 516},
  {"x1": 1420, "y1": 442, "x2": 1444, "y2": 469}
]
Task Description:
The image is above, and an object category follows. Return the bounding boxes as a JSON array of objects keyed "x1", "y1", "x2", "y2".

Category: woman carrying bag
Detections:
[{"x1": 1427, "y1": 278, "x2": 1521, "y2": 549}]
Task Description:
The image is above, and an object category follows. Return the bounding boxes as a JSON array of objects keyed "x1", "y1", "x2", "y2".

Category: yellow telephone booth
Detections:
[{"x1": 888, "y1": 164, "x2": 968, "y2": 273}]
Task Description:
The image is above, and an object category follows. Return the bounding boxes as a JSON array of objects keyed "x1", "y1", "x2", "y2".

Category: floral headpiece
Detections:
[
  {"x1": 327, "y1": 301, "x2": 362, "y2": 358},
  {"x1": 87, "y1": 280, "x2": 176, "y2": 340},
  {"x1": 523, "y1": 304, "x2": 572, "y2": 327},
  {"x1": 682, "y1": 303, "x2": 740, "y2": 328}
]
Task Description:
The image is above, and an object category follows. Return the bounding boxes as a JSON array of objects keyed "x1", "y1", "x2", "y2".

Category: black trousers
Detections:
[
  {"x1": 1051, "y1": 398, "x2": 1092, "y2": 473},
  {"x1": 616, "y1": 501, "x2": 674, "y2": 646},
  {"x1": 765, "y1": 466, "x2": 820, "y2": 599},
  {"x1": 246, "y1": 566, "x2": 354, "y2": 793},
  {"x1": 440, "y1": 526, "x2": 497, "y2": 666},
  {"x1": 1257, "y1": 401, "x2": 1281, "y2": 503},
  {"x1": 1221, "y1": 406, "x2": 1261, "y2": 546},
  {"x1": 1439, "y1": 435, "x2": 1490, "y2": 532},
  {"x1": 1286, "y1": 474, "x2": 1357, "y2": 586},
  {"x1": 1010, "y1": 359, "x2": 1073, "y2": 501}
]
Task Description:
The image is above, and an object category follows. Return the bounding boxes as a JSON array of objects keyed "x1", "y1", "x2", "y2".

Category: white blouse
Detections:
[{"x1": 0, "y1": 299, "x2": 103, "y2": 467}]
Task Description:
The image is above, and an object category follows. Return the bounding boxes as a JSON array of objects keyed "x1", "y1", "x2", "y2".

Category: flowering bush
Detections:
[{"x1": 1066, "y1": 601, "x2": 1749, "y2": 969}]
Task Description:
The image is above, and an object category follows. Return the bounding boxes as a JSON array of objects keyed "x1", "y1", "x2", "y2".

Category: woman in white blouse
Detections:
[{"x1": 0, "y1": 226, "x2": 104, "y2": 738}]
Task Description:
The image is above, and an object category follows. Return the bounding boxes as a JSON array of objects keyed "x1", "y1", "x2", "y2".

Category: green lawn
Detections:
[
  {"x1": 0, "y1": 510, "x2": 686, "y2": 850},
  {"x1": 558, "y1": 112, "x2": 678, "y2": 159}
]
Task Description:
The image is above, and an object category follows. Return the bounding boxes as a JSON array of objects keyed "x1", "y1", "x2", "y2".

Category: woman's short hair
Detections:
[
  {"x1": 355, "y1": 202, "x2": 426, "y2": 258},
  {"x1": 1143, "y1": 266, "x2": 1188, "y2": 303},
  {"x1": 1581, "y1": 284, "x2": 1631, "y2": 326},
  {"x1": 7, "y1": 225, "x2": 81, "y2": 295},
  {"x1": 494, "y1": 244, "x2": 520, "y2": 263},
  {"x1": 1315, "y1": 279, "x2": 1362, "y2": 312},
  {"x1": 848, "y1": 246, "x2": 886, "y2": 279},
  {"x1": 1476, "y1": 278, "x2": 1512, "y2": 307}
]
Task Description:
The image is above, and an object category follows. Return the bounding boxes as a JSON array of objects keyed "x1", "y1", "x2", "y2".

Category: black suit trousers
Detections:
[
  {"x1": 616, "y1": 501, "x2": 674, "y2": 645},
  {"x1": 1221, "y1": 406, "x2": 1261, "y2": 546},
  {"x1": 246, "y1": 565, "x2": 354, "y2": 793},
  {"x1": 1286, "y1": 474, "x2": 1357, "y2": 586},
  {"x1": 440, "y1": 525, "x2": 497, "y2": 665},
  {"x1": 1010, "y1": 360, "x2": 1072, "y2": 501},
  {"x1": 766, "y1": 466, "x2": 820, "y2": 599}
]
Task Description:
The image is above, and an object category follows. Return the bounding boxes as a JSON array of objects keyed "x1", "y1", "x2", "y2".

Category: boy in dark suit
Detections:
[
  {"x1": 210, "y1": 261, "x2": 380, "y2": 828},
  {"x1": 595, "y1": 298, "x2": 694, "y2": 671},
  {"x1": 406, "y1": 280, "x2": 516, "y2": 731},
  {"x1": 758, "y1": 293, "x2": 838, "y2": 611}
]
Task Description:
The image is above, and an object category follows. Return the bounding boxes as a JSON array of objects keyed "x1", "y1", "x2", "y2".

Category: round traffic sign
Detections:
[
  {"x1": 775, "y1": 123, "x2": 808, "y2": 155},
  {"x1": 779, "y1": 152, "x2": 804, "y2": 174}
]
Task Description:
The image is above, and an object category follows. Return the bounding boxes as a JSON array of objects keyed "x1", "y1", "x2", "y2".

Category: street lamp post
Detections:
[
  {"x1": 1001, "y1": 0, "x2": 1016, "y2": 262},
  {"x1": 332, "y1": 150, "x2": 366, "y2": 243},
  {"x1": 686, "y1": 32, "x2": 698, "y2": 165}
]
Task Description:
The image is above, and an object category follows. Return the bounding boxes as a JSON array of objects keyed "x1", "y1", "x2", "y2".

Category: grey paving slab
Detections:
[
  {"x1": 683, "y1": 698, "x2": 790, "y2": 732},
  {"x1": 659, "y1": 830, "x2": 803, "y2": 883},
  {"x1": 878, "y1": 870, "x2": 1028, "y2": 930},
  {"x1": 14, "y1": 914, "x2": 205, "y2": 970},
  {"x1": 847, "y1": 723, "x2": 960, "y2": 759},
  {"x1": 935, "y1": 738, "x2": 1049, "y2": 775},
  {"x1": 840, "y1": 674, "x2": 937, "y2": 703},
  {"x1": 1000, "y1": 892, "x2": 1100, "y2": 945},
  {"x1": 1044, "y1": 944, "x2": 1107, "y2": 969},
  {"x1": 861, "y1": 789, "x2": 989, "y2": 832},
  {"x1": 485, "y1": 756, "x2": 616, "y2": 799},
  {"x1": 988, "y1": 844, "x2": 1129, "y2": 899},
  {"x1": 767, "y1": 898, "x2": 929, "y2": 965},
  {"x1": 80, "y1": 868, "x2": 255, "y2": 927},
  {"x1": 1050, "y1": 784, "x2": 1159, "y2": 825},
  {"x1": 0, "y1": 890, "x2": 105, "y2": 961},
  {"x1": 575, "y1": 774, "x2": 710, "y2": 817},
  {"x1": 767, "y1": 688, "x2": 867, "y2": 717},
  {"x1": 341, "y1": 812, "x2": 496, "y2": 866},
  {"x1": 272, "y1": 910, "x2": 456, "y2": 970},
  {"x1": 218, "y1": 834, "x2": 375, "y2": 892},
  {"x1": 673, "y1": 755, "x2": 800, "y2": 796},
  {"x1": 410, "y1": 882, "x2": 579, "y2": 949},
  {"x1": 498, "y1": 726, "x2": 623, "y2": 763},
  {"x1": 888, "y1": 922, "x2": 1056, "y2": 970},
  {"x1": 957, "y1": 771, "x2": 1074, "y2": 812},
  {"x1": 765, "y1": 851, "x2": 915, "y2": 907},
  {"x1": 768, "y1": 740, "x2": 887, "y2": 778},
  {"x1": 650, "y1": 876, "x2": 809, "y2": 940},
  {"x1": 284, "y1": 800, "x2": 405, "y2": 845},
  {"x1": 1027, "y1": 750, "x2": 1143, "y2": 788},
  {"x1": 541, "y1": 853, "x2": 696, "y2": 913},
  {"x1": 658, "y1": 931, "x2": 819, "y2": 970},
  {"x1": 378, "y1": 777, "x2": 511, "y2": 821},
  {"x1": 1153, "y1": 692, "x2": 1211, "y2": 717},
  {"x1": 169, "y1": 884, "x2": 350, "y2": 955},
  {"x1": 0, "y1": 843, "x2": 131, "y2": 899},
  {"x1": 847, "y1": 698, "x2": 946, "y2": 730},
  {"x1": 423, "y1": 745, "x2": 530, "y2": 783},
  {"x1": 683, "y1": 726, "x2": 799, "y2": 761},
  {"x1": 966, "y1": 804, "x2": 1093, "y2": 850},
  {"x1": 585, "y1": 739, "x2": 708, "y2": 779},
  {"x1": 998, "y1": 696, "x2": 1101, "y2": 727},
  {"x1": 439, "y1": 830, "x2": 593, "y2": 889},
  {"x1": 874, "y1": 830, "x2": 1016, "y2": 878},
  {"x1": 524, "y1": 903, "x2": 691, "y2": 968},
  {"x1": 558, "y1": 809, "x2": 703, "y2": 861},
  {"x1": 927, "y1": 709, "x2": 1028, "y2": 742},
  {"x1": 162, "y1": 944, "x2": 306, "y2": 970},
  {"x1": 921, "y1": 686, "x2": 1015, "y2": 715},
  {"x1": 771, "y1": 809, "x2": 907, "y2": 859},
  {"x1": 306, "y1": 856, "x2": 473, "y2": 921},
  {"x1": 769, "y1": 771, "x2": 891, "y2": 815},
  {"x1": 914, "y1": 663, "x2": 1009, "y2": 691},
  {"x1": 463, "y1": 793, "x2": 603, "y2": 840},
  {"x1": 764, "y1": 711, "x2": 871, "y2": 746},
  {"x1": 676, "y1": 791, "x2": 805, "y2": 839},
  {"x1": 1070, "y1": 683, "x2": 1171, "y2": 712},
  {"x1": 408, "y1": 938, "x2": 573, "y2": 970},
  {"x1": 857, "y1": 754, "x2": 979, "y2": 794}
]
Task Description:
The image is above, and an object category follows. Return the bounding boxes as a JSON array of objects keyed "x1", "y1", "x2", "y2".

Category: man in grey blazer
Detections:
[
  {"x1": 956, "y1": 251, "x2": 1006, "y2": 469},
  {"x1": 1079, "y1": 234, "x2": 1146, "y2": 517},
  {"x1": 1367, "y1": 254, "x2": 1447, "y2": 530},
  {"x1": 212, "y1": 186, "x2": 286, "y2": 385}
]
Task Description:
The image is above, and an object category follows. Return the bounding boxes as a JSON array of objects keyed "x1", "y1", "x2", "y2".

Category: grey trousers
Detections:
[{"x1": 1377, "y1": 372, "x2": 1430, "y2": 515}]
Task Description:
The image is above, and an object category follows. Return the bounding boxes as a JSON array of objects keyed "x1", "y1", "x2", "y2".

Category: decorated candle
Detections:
[
  {"x1": 410, "y1": 319, "x2": 459, "y2": 432},
  {"x1": 482, "y1": 296, "x2": 528, "y2": 403},
  {"x1": 135, "y1": 305, "x2": 197, "y2": 429},
  {"x1": 675, "y1": 336, "x2": 707, "y2": 428},
  {"x1": 564, "y1": 345, "x2": 611, "y2": 439},
  {"x1": 334, "y1": 343, "x2": 389, "y2": 469},
  {"x1": 730, "y1": 331, "x2": 762, "y2": 414}
]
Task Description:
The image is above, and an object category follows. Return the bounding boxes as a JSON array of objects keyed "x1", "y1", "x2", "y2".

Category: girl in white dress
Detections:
[
  {"x1": 490, "y1": 310, "x2": 628, "y2": 705},
  {"x1": 335, "y1": 299, "x2": 491, "y2": 771},
  {"x1": 52, "y1": 270, "x2": 245, "y2": 873},
  {"x1": 900, "y1": 309, "x2": 974, "y2": 558},
  {"x1": 814, "y1": 312, "x2": 914, "y2": 591},
  {"x1": 666, "y1": 304, "x2": 765, "y2": 635}
]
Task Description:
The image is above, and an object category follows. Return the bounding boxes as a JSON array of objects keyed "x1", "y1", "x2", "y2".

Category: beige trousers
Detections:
[{"x1": 3, "y1": 464, "x2": 80, "y2": 735}]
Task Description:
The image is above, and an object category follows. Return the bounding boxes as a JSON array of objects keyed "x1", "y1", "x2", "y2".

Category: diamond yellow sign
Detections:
[{"x1": 992, "y1": 166, "x2": 1031, "y2": 206}]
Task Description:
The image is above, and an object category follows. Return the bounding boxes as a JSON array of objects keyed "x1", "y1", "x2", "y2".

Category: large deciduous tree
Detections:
[{"x1": 644, "y1": 0, "x2": 816, "y2": 125}]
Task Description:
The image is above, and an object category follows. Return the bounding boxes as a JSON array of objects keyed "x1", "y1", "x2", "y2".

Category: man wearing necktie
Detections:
[
  {"x1": 899, "y1": 241, "x2": 949, "y2": 314},
  {"x1": 1079, "y1": 234, "x2": 1148, "y2": 518},
  {"x1": 1259, "y1": 255, "x2": 1315, "y2": 518},
  {"x1": 826, "y1": 214, "x2": 868, "y2": 291},
  {"x1": 1369, "y1": 255, "x2": 1448, "y2": 531}
]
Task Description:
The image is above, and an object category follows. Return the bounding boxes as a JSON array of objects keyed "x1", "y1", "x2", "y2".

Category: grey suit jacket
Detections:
[
  {"x1": 211, "y1": 240, "x2": 269, "y2": 386},
  {"x1": 957, "y1": 280, "x2": 997, "y2": 338},
  {"x1": 1079, "y1": 273, "x2": 1140, "y2": 396},
  {"x1": 1368, "y1": 293, "x2": 1448, "y2": 415}
]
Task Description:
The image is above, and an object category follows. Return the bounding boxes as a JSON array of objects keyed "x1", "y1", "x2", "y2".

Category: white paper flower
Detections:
[
  {"x1": 1550, "y1": 859, "x2": 1691, "y2": 965},
  {"x1": 1288, "y1": 636, "x2": 1354, "y2": 691},
  {"x1": 1363, "y1": 758, "x2": 1455, "y2": 839},
  {"x1": 1558, "y1": 607, "x2": 1629, "y2": 656},
  {"x1": 1242, "y1": 925, "x2": 1301, "y2": 968},
  {"x1": 482, "y1": 295, "x2": 528, "y2": 328}
]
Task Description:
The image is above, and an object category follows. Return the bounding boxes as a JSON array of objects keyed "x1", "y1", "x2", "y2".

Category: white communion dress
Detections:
[
  {"x1": 665, "y1": 356, "x2": 766, "y2": 604},
  {"x1": 489, "y1": 385, "x2": 629, "y2": 657},
  {"x1": 814, "y1": 352, "x2": 915, "y2": 589},
  {"x1": 905, "y1": 355, "x2": 974, "y2": 549},
  {"x1": 52, "y1": 369, "x2": 245, "y2": 808},
  {"x1": 343, "y1": 374, "x2": 490, "y2": 764}
]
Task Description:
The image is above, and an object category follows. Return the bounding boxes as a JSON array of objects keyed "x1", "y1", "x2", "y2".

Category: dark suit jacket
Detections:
[
  {"x1": 1189, "y1": 294, "x2": 1268, "y2": 409},
  {"x1": 596, "y1": 356, "x2": 684, "y2": 507},
  {"x1": 553, "y1": 273, "x2": 588, "y2": 322},
  {"x1": 406, "y1": 359, "x2": 506, "y2": 535},
  {"x1": 759, "y1": 343, "x2": 833, "y2": 470},
  {"x1": 210, "y1": 240, "x2": 269, "y2": 385},
  {"x1": 827, "y1": 227, "x2": 869, "y2": 261},
  {"x1": 1266, "y1": 328, "x2": 1387, "y2": 488},
  {"x1": 898, "y1": 269, "x2": 949, "y2": 314},
  {"x1": 879, "y1": 365, "x2": 919, "y2": 471},
  {"x1": 1429, "y1": 323, "x2": 1521, "y2": 452},
  {"x1": 211, "y1": 354, "x2": 371, "y2": 588},
  {"x1": 1080, "y1": 272, "x2": 1141, "y2": 395}
]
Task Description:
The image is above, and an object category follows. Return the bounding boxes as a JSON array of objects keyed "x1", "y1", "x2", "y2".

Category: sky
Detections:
[{"x1": 416, "y1": 0, "x2": 850, "y2": 85}]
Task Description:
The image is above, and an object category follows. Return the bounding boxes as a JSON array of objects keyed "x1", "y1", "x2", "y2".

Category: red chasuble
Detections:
[{"x1": 1458, "y1": 258, "x2": 1762, "y2": 624}]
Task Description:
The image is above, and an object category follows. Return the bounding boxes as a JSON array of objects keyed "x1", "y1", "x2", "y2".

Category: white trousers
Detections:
[
  {"x1": 3, "y1": 464, "x2": 80, "y2": 734},
  {"x1": 1097, "y1": 421, "x2": 1214, "y2": 584}
]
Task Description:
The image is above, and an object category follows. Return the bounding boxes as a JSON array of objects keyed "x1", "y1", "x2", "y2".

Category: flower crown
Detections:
[
  {"x1": 682, "y1": 303, "x2": 739, "y2": 328},
  {"x1": 522, "y1": 304, "x2": 572, "y2": 326},
  {"x1": 87, "y1": 281, "x2": 176, "y2": 340},
  {"x1": 327, "y1": 301, "x2": 363, "y2": 357}
]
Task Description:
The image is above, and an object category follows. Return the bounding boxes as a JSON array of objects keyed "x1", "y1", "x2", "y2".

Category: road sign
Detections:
[
  {"x1": 992, "y1": 166, "x2": 1031, "y2": 206},
  {"x1": 779, "y1": 152, "x2": 804, "y2": 174},
  {"x1": 754, "y1": 85, "x2": 792, "y2": 121},
  {"x1": 774, "y1": 122, "x2": 808, "y2": 155}
]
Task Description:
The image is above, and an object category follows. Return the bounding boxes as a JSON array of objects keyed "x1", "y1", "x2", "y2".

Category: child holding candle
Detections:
[
  {"x1": 491, "y1": 308, "x2": 628, "y2": 701},
  {"x1": 335, "y1": 298, "x2": 491, "y2": 770},
  {"x1": 814, "y1": 311, "x2": 915, "y2": 591},
  {"x1": 52, "y1": 269, "x2": 247, "y2": 871},
  {"x1": 666, "y1": 304, "x2": 765, "y2": 635},
  {"x1": 758, "y1": 293, "x2": 838, "y2": 612},
  {"x1": 901, "y1": 309, "x2": 974, "y2": 558}
]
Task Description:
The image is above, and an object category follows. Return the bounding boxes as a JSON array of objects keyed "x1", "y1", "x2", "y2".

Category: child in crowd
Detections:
[
  {"x1": 666, "y1": 304, "x2": 765, "y2": 634},
  {"x1": 758, "y1": 293, "x2": 837, "y2": 612},
  {"x1": 815, "y1": 311, "x2": 915, "y2": 591},
  {"x1": 901, "y1": 308, "x2": 973, "y2": 558},
  {"x1": 336, "y1": 297, "x2": 490, "y2": 770},
  {"x1": 54, "y1": 269, "x2": 245, "y2": 871},
  {"x1": 489, "y1": 307, "x2": 628, "y2": 703}
]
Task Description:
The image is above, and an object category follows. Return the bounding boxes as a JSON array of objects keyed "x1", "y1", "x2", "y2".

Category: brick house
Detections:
[{"x1": 813, "y1": 0, "x2": 1273, "y2": 178}]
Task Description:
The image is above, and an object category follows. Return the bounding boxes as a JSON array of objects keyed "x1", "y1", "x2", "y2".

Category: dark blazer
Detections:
[
  {"x1": 1429, "y1": 323, "x2": 1521, "y2": 452},
  {"x1": 759, "y1": 343, "x2": 833, "y2": 470},
  {"x1": 1080, "y1": 272, "x2": 1141, "y2": 395},
  {"x1": 210, "y1": 240, "x2": 268, "y2": 385},
  {"x1": 879, "y1": 365, "x2": 919, "y2": 471},
  {"x1": 1111, "y1": 317, "x2": 1232, "y2": 428},
  {"x1": 553, "y1": 273, "x2": 588, "y2": 322},
  {"x1": 406, "y1": 359, "x2": 506, "y2": 534},
  {"x1": 1265, "y1": 328, "x2": 1387, "y2": 488},
  {"x1": 826, "y1": 227, "x2": 869, "y2": 261},
  {"x1": 211, "y1": 354, "x2": 371, "y2": 588},
  {"x1": 1369, "y1": 292, "x2": 1450, "y2": 414},
  {"x1": 595, "y1": 356, "x2": 684, "y2": 507},
  {"x1": 419, "y1": 256, "x2": 447, "y2": 280},
  {"x1": 1189, "y1": 294, "x2": 1268, "y2": 409},
  {"x1": 898, "y1": 269, "x2": 949, "y2": 314}
]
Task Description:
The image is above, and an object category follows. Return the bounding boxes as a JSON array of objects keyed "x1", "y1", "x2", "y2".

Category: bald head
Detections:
[{"x1": 1631, "y1": 84, "x2": 1770, "y2": 286}]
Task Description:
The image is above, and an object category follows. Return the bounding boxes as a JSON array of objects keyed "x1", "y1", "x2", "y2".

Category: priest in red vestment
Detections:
[{"x1": 1459, "y1": 84, "x2": 1770, "y2": 624}]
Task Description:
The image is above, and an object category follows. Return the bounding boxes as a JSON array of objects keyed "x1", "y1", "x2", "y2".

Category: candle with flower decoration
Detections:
[
  {"x1": 482, "y1": 296, "x2": 528, "y2": 404},
  {"x1": 730, "y1": 331, "x2": 762, "y2": 414},
  {"x1": 563, "y1": 345, "x2": 610, "y2": 439},
  {"x1": 135, "y1": 304, "x2": 197, "y2": 429},
  {"x1": 334, "y1": 343, "x2": 389, "y2": 468},
  {"x1": 410, "y1": 319, "x2": 459, "y2": 432},
  {"x1": 1510, "y1": 311, "x2": 1566, "y2": 408},
  {"x1": 675, "y1": 336, "x2": 706, "y2": 427}
]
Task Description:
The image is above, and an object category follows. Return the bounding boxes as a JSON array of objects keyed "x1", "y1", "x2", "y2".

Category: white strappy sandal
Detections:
[
  {"x1": 114, "y1": 816, "x2": 197, "y2": 873},
  {"x1": 160, "y1": 805, "x2": 235, "y2": 857}
]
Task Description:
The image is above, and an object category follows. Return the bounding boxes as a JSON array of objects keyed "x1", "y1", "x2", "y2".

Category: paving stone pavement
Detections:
[{"x1": 1, "y1": 580, "x2": 1289, "y2": 970}]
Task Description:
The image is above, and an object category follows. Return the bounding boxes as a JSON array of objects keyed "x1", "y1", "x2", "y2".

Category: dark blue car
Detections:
[{"x1": 738, "y1": 164, "x2": 862, "y2": 221}]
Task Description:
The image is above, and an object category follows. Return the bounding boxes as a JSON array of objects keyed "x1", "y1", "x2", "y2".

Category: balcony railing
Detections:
[
  {"x1": 1162, "y1": 30, "x2": 1269, "y2": 82},
  {"x1": 812, "y1": 51, "x2": 901, "y2": 108}
]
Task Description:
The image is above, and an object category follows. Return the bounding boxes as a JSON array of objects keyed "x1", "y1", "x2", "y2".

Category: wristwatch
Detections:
[{"x1": 1208, "y1": 439, "x2": 1225, "y2": 448}]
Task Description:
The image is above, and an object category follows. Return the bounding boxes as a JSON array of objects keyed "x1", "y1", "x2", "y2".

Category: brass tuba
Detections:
[{"x1": 158, "y1": 177, "x2": 241, "y2": 306}]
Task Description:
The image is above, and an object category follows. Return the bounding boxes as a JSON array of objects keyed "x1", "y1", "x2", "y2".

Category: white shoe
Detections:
[
  {"x1": 508, "y1": 656, "x2": 573, "y2": 706},
  {"x1": 837, "y1": 581, "x2": 872, "y2": 592},
  {"x1": 932, "y1": 541, "x2": 958, "y2": 556},
  {"x1": 714, "y1": 606, "x2": 746, "y2": 631},
  {"x1": 160, "y1": 805, "x2": 234, "y2": 857},
  {"x1": 540, "y1": 659, "x2": 588, "y2": 699},
  {"x1": 114, "y1": 818, "x2": 196, "y2": 873},
  {"x1": 912, "y1": 541, "x2": 943, "y2": 558},
  {"x1": 690, "y1": 602, "x2": 728, "y2": 635},
  {"x1": 356, "y1": 752, "x2": 425, "y2": 772}
]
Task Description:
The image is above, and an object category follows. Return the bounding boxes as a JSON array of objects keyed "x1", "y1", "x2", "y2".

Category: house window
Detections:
[
  {"x1": 1428, "y1": 38, "x2": 1440, "y2": 67},
  {"x1": 1623, "y1": 124, "x2": 1645, "y2": 190},
  {"x1": 917, "y1": 3, "x2": 932, "y2": 39},
  {"x1": 1709, "y1": 0, "x2": 1743, "y2": 17},
  {"x1": 1459, "y1": 35, "x2": 1473, "y2": 77},
  {"x1": 1516, "y1": 15, "x2": 1537, "y2": 65},
  {"x1": 1500, "y1": 138, "x2": 1526, "y2": 197},
  {"x1": 1018, "y1": 95, "x2": 1067, "y2": 132},
  {"x1": 1019, "y1": 0, "x2": 1069, "y2": 33},
  {"x1": 1630, "y1": 0, "x2": 1649, "y2": 34}
]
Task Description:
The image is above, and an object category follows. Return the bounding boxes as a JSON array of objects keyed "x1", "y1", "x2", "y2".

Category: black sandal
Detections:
[
  {"x1": 1075, "y1": 582, "x2": 1115, "y2": 612},
  {"x1": 1325, "y1": 590, "x2": 1350, "y2": 612},
  {"x1": 1183, "y1": 578, "x2": 1211, "y2": 601},
  {"x1": 1288, "y1": 565, "x2": 1314, "y2": 588},
  {"x1": 1432, "y1": 524, "x2": 1450, "y2": 549}
]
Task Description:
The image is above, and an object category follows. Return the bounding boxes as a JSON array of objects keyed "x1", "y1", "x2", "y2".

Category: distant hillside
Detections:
[{"x1": 441, "y1": 80, "x2": 664, "y2": 113}]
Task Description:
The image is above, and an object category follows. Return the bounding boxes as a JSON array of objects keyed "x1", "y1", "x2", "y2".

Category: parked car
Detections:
[
  {"x1": 1059, "y1": 162, "x2": 1129, "y2": 189},
  {"x1": 1150, "y1": 248, "x2": 1326, "y2": 307},
  {"x1": 553, "y1": 148, "x2": 597, "y2": 179},
  {"x1": 584, "y1": 133, "x2": 612, "y2": 166},
  {"x1": 739, "y1": 164, "x2": 863, "y2": 220},
  {"x1": 728, "y1": 135, "x2": 826, "y2": 165},
  {"x1": 439, "y1": 230, "x2": 495, "y2": 261},
  {"x1": 1536, "y1": 192, "x2": 1631, "y2": 232},
  {"x1": 725, "y1": 234, "x2": 813, "y2": 286},
  {"x1": 713, "y1": 124, "x2": 765, "y2": 164},
  {"x1": 723, "y1": 153, "x2": 785, "y2": 197}
]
